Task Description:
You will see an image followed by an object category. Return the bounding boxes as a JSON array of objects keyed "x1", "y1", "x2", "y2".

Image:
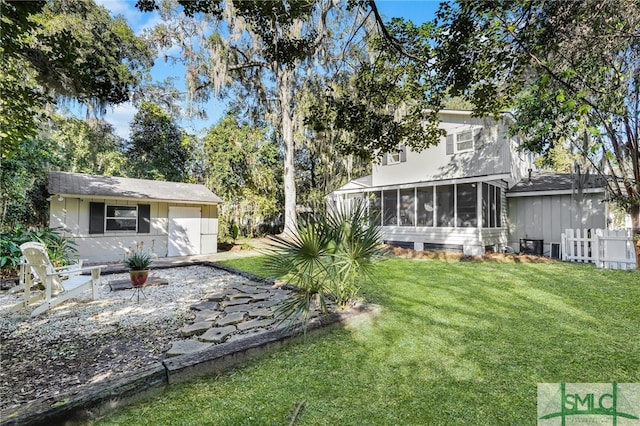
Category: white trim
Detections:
[
  {"x1": 506, "y1": 188, "x2": 605, "y2": 198},
  {"x1": 334, "y1": 173, "x2": 511, "y2": 194}
]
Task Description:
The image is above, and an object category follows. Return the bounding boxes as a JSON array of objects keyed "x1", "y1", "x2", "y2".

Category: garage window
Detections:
[
  {"x1": 106, "y1": 205, "x2": 137, "y2": 231},
  {"x1": 89, "y1": 202, "x2": 151, "y2": 234}
]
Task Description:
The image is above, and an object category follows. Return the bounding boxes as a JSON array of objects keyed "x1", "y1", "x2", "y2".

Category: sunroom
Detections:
[{"x1": 330, "y1": 177, "x2": 508, "y2": 256}]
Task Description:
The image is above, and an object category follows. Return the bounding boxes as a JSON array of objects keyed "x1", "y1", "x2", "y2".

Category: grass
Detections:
[{"x1": 94, "y1": 256, "x2": 640, "y2": 425}]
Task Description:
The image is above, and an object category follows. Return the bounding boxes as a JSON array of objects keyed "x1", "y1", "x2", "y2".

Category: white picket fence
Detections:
[{"x1": 561, "y1": 228, "x2": 637, "y2": 270}]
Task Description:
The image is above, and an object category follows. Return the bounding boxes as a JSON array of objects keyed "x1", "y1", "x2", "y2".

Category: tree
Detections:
[
  {"x1": 127, "y1": 101, "x2": 193, "y2": 182},
  {"x1": 200, "y1": 114, "x2": 282, "y2": 237},
  {"x1": 0, "y1": 0, "x2": 153, "y2": 158},
  {"x1": 433, "y1": 0, "x2": 640, "y2": 233},
  {"x1": 307, "y1": 17, "x2": 446, "y2": 162},
  {"x1": 50, "y1": 116, "x2": 129, "y2": 176},
  {"x1": 141, "y1": 0, "x2": 348, "y2": 235}
]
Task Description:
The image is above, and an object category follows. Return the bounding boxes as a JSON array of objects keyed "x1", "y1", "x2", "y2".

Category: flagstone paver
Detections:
[
  {"x1": 166, "y1": 340, "x2": 213, "y2": 357},
  {"x1": 237, "y1": 318, "x2": 275, "y2": 331},
  {"x1": 180, "y1": 321, "x2": 214, "y2": 337},
  {"x1": 189, "y1": 301, "x2": 219, "y2": 311},
  {"x1": 165, "y1": 276, "x2": 331, "y2": 356},
  {"x1": 216, "y1": 311, "x2": 246, "y2": 327},
  {"x1": 193, "y1": 309, "x2": 222, "y2": 323},
  {"x1": 166, "y1": 283, "x2": 287, "y2": 354},
  {"x1": 199, "y1": 325, "x2": 237, "y2": 343}
]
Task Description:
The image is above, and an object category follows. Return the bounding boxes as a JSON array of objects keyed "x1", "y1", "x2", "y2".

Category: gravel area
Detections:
[{"x1": 0, "y1": 265, "x2": 258, "y2": 412}]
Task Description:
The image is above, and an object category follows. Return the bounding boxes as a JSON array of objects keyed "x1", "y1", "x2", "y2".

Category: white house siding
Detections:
[
  {"x1": 507, "y1": 192, "x2": 606, "y2": 255},
  {"x1": 372, "y1": 114, "x2": 523, "y2": 187},
  {"x1": 50, "y1": 197, "x2": 218, "y2": 263}
]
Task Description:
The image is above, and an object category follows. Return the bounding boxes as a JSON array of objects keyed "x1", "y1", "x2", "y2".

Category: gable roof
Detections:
[
  {"x1": 507, "y1": 172, "x2": 606, "y2": 197},
  {"x1": 333, "y1": 175, "x2": 373, "y2": 193},
  {"x1": 49, "y1": 171, "x2": 222, "y2": 204}
]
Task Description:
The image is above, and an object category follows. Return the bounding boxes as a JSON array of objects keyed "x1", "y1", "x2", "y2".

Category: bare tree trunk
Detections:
[{"x1": 279, "y1": 68, "x2": 297, "y2": 236}]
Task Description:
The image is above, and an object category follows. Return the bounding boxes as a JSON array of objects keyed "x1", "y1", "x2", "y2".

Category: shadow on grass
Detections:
[{"x1": 97, "y1": 257, "x2": 640, "y2": 426}]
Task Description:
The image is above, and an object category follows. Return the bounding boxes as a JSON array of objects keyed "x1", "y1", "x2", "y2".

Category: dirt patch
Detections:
[{"x1": 389, "y1": 246, "x2": 558, "y2": 263}]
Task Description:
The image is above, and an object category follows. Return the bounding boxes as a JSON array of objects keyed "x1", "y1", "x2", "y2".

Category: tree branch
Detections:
[{"x1": 366, "y1": 0, "x2": 426, "y2": 63}]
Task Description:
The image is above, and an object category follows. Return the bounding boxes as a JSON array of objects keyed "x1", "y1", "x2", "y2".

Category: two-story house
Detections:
[{"x1": 328, "y1": 110, "x2": 608, "y2": 256}]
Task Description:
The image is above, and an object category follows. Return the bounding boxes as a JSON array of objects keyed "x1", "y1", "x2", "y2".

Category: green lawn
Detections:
[{"x1": 95, "y1": 257, "x2": 640, "y2": 425}]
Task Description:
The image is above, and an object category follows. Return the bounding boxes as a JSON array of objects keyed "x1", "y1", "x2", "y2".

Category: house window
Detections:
[
  {"x1": 387, "y1": 152, "x2": 401, "y2": 165},
  {"x1": 482, "y1": 183, "x2": 502, "y2": 228},
  {"x1": 106, "y1": 205, "x2": 137, "y2": 231},
  {"x1": 416, "y1": 186, "x2": 434, "y2": 226},
  {"x1": 368, "y1": 192, "x2": 381, "y2": 226},
  {"x1": 382, "y1": 190, "x2": 398, "y2": 226},
  {"x1": 399, "y1": 188, "x2": 415, "y2": 226},
  {"x1": 456, "y1": 130, "x2": 474, "y2": 152},
  {"x1": 383, "y1": 145, "x2": 407, "y2": 165},
  {"x1": 446, "y1": 129, "x2": 477, "y2": 154},
  {"x1": 456, "y1": 183, "x2": 477, "y2": 227},
  {"x1": 436, "y1": 185, "x2": 455, "y2": 227}
]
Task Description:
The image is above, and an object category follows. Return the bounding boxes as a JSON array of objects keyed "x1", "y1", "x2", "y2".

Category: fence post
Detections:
[{"x1": 594, "y1": 229, "x2": 602, "y2": 268}]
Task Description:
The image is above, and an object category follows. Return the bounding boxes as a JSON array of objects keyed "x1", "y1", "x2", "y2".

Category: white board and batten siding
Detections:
[{"x1": 507, "y1": 192, "x2": 606, "y2": 256}]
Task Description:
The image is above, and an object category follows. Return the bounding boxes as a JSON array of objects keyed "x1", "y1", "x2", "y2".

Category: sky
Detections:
[{"x1": 90, "y1": 0, "x2": 442, "y2": 139}]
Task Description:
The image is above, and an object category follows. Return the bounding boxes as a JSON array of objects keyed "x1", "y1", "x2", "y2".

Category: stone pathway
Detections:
[{"x1": 166, "y1": 279, "x2": 328, "y2": 357}]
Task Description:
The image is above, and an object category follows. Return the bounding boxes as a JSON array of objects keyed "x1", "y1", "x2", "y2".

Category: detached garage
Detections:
[{"x1": 49, "y1": 171, "x2": 222, "y2": 263}]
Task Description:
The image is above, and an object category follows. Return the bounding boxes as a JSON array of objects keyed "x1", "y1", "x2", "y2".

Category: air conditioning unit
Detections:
[{"x1": 520, "y1": 238, "x2": 543, "y2": 256}]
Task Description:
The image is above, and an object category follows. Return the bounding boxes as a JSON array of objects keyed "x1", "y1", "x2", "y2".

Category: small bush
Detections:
[{"x1": 0, "y1": 225, "x2": 77, "y2": 277}]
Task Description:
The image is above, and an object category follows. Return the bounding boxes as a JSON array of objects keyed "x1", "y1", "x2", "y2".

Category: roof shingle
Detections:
[{"x1": 49, "y1": 171, "x2": 222, "y2": 204}]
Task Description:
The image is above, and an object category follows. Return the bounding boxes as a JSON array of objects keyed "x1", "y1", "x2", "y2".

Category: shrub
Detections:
[
  {"x1": 264, "y1": 201, "x2": 385, "y2": 327},
  {"x1": 0, "y1": 226, "x2": 77, "y2": 277}
]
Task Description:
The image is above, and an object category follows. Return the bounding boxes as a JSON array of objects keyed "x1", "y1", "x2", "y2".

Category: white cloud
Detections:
[{"x1": 95, "y1": 0, "x2": 158, "y2": 34}]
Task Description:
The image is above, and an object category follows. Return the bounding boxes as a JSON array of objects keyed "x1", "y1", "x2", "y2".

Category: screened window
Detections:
[
  {"x1": 399, "y1": 189, "x2": 415, "y2": 226},
  {"x1": 382, "y1": 190, "x2": 398, "y2": 226},
  {"x1": 368, "y1": 192, "x2": 381, "y2": 226},
  {"x1": 416, "y1": 187, "x2": 434, "y2": 226},
  {"x1": 456, "y1": 130, "x2": 474, "y2": 152},
  {"x1": 436, "y1": 185, "x2": 455, "y2": 227},
  {"x1": 481, "y1": 183, "x2": 502, "y2": 228},
  {"x1": 106, "y1": 205, "x2": 137, "y2": 231},
  {"x1": 456, "y1": 183, "x2": 477, "y2": 227}
]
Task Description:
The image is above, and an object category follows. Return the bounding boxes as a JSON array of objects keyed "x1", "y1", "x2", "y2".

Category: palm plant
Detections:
[{"x1": 264, "y1": 201, "x2": 385, "y2": 329}]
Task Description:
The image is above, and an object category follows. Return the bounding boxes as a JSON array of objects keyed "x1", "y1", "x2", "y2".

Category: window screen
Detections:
[
  {"x1": 399, "y1": 189, "x2": 415, "y2": 226},
  {"x1": 456, "y1": 183, "x2": 477, "y2": 227},
  {"x1": 383, "y1": 190, "x2": 398, "y2": 226},
  {"x1": 416, "y1": 187, "x2": 434, "y2": 226},
  {"x1": 436, "y1": 185, "x2": 454, "y2": 227}
]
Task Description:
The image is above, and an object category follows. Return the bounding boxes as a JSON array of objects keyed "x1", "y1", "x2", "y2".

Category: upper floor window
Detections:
[
  {"x1": 446, "y1": 129, "x2": 478, "y2": 154},
  {"x1": 382, "y1": 145, "x2": 407, "y2": 165},
  {"x1": 387, "y1": 151, "x2": 401, "y2": 165},
  {"x1": 456, "y1": 130, "x2": 474, "y2": 152}
]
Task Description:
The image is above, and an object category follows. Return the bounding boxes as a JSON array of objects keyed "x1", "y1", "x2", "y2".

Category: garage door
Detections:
[{"x1": 168, "y1": 206, "x2": 201, "y2": 256}]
